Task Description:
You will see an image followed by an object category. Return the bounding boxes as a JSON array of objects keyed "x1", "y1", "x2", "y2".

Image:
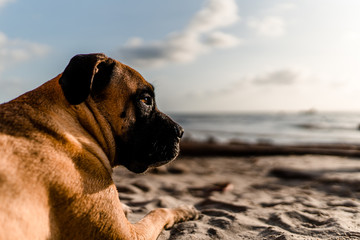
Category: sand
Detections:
[{"x1": 113, "y1": 153, "x2": 360, "y2": 239}]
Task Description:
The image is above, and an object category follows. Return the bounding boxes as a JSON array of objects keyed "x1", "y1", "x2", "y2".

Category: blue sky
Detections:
[{"x1": 1, "y1": 0, "x2": 360, "y2": 112}]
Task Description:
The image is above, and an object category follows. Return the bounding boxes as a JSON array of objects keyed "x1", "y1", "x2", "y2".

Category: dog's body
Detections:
[{"x1": 0, "y1": 53, "x2": 198, "y2": 239}]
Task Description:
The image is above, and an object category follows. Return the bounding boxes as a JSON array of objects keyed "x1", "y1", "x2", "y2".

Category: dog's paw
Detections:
[
  {"x1": 165, "y1": 205, "x2": 200, "y2": 229},
  {"x1": 176, "y1": 205, "x2": 201, "y2": 221}
]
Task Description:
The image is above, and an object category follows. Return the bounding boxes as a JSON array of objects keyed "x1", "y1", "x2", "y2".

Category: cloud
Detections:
[
  {"x1": 187, "y1": 68, "x2": 301, "y2": 99},
  {"x1": 252, "y1": 69, "x2": 299, "y2": 85},
  {"x1": 266, "y1": 3, "x2": 297, "y2": 13},
  {"x1": 0, "y1": 0, "x2": 14, "y2": 8},
  {"x1": 248, "y1": 16, "x2": 285, "y2": 37},
  {"x1": 203, "y1": 31, "x2": 242, "y2": 48},
  {"x1": 0, "y1": 32, "x2": 49, "y2": 102},
  {"x1": 0, "y1": 32, "x2": 50, "y2": 72},
  {"x1": 187, "y1": 0, "x2": 239, "y2": 33},
  {"x1": 119, "y1": 0, "x2": 241, "y2": 67},
  {"x1": 246, "y1": 2, "x2": 295, "y2": 38}
]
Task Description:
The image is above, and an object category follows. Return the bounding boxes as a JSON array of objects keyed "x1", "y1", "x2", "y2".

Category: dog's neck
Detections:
[{"x1": 72, "y1": 98, "x2": 116, "y2": 173}]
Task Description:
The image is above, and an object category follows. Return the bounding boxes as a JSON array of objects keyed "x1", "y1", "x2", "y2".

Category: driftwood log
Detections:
[{"x1": 180, "y1": 141, "x2": 360, "y2": 158}]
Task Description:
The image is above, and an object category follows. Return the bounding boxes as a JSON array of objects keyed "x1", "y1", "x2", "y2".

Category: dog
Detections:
[{"x1": 0, "y1": 53, "x2": 199, "y2": 239}]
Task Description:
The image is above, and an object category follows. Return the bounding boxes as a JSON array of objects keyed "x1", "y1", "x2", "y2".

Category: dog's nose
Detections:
[{"x1": 175, "y1": 125, "x2": 184, "y2": 138}]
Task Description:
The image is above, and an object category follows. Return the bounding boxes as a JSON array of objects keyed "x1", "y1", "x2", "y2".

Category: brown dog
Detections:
[{"x1": 0, "y1": 53, "x2": 199, "y2": 239}]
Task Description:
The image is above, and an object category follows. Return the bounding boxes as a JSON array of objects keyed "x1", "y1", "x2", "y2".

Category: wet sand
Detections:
[{"x1": 113, "y1": 142, "x2": 360, "y2": 239}]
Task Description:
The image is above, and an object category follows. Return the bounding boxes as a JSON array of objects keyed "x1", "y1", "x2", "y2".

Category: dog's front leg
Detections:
[{"x1": 129, "y1": 206, "x2": 199, "y2": 240}]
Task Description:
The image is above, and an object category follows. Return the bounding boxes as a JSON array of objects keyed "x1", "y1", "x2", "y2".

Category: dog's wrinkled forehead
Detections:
[{"x1": 112, "y1": 61, "x2": 154, "y2": 95}]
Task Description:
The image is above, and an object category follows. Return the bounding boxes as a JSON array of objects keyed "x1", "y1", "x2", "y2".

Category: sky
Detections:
[{"x1": 1, "y1": 0, "x2": 360, "y2": 113}]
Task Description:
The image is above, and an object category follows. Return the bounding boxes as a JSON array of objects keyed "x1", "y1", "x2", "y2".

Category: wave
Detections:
[
  {"x1": 293, "y1": 123, "x2": 357, "y2": 131},
  {"x1": 172, "y1": 112, "x2": 360, "y2": 145}
]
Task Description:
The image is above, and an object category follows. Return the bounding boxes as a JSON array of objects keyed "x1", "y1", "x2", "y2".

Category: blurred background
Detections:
[{"x1": 1, "y1": 0, "x2": 360, "y2": 145}]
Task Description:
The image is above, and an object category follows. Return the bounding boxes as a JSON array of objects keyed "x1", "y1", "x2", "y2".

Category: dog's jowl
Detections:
[{"x1": 0, "y1": 53, "x2": 198, "y2": 240}]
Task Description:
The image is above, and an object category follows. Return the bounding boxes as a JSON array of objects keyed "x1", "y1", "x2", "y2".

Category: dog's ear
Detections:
[{"x1": 59, "y1": 53, "x2": 114, "y2": 105}]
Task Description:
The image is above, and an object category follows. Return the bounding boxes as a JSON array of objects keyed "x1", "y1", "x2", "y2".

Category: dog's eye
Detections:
[{"x1": 140, "y1": 96, "x2": 153, "y2": 106}]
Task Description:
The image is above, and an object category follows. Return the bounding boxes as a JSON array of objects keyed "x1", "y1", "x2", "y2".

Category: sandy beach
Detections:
[{"x1": 113, "y1": 141, "x2": 360, "y2": 239}]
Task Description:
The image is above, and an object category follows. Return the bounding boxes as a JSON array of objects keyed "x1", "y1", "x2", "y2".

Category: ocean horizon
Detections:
[{"x1": 169, "y1": 111, "x2": 360, "y2": 145}]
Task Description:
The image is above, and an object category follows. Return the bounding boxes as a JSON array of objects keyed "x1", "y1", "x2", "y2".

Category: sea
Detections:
[{"x1": 169, "y1": 112, "x2": 360, "y2": 146}]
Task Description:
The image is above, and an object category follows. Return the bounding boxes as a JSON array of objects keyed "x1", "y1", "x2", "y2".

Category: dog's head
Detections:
[{"x1": 59, "y1": 53, "x2": 184, "y2": 173}]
